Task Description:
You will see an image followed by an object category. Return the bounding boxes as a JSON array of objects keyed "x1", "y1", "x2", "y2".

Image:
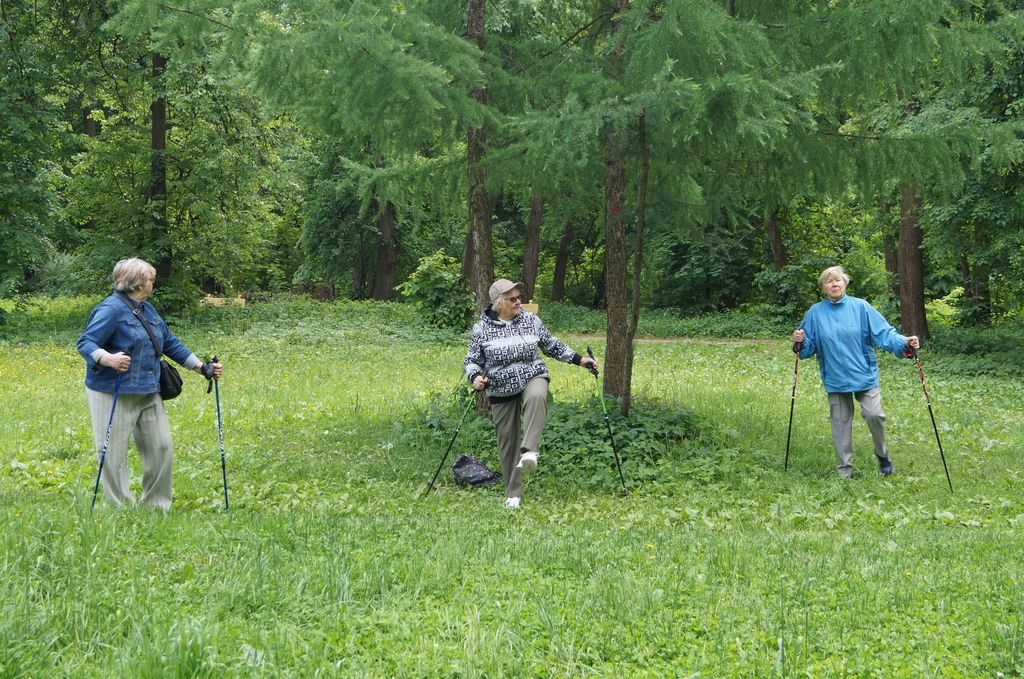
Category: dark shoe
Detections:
[{"x1": 878, "y1": 457, "x2": 894, "y2": 476}]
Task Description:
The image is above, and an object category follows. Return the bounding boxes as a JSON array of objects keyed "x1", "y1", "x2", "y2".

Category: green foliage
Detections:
[
  {"x1": 646, "y1": 218, "x2": 767, "y2": 313},
  {"x1": 396, "y1": 251, "x2": 473, "y2": 330},
  {"x1": 919, "y1": 13, "x2": 1024, "y2": 326},
  {"x1": 751, "y1": 265, "x2": 818, "y2": 322},
  {"x1": 925, "y1": 322, "x2": 1024, "y2": 377},
  {"x1": 61, "y1": 56, "x2": 306, "y2": 297},
  {"x1": 0, "y1": 2, "x2": 71, "y2": 296},
  {"x1": 543, "y1": 396, "x2": 701, "y2": 491},
  {"x1": 237, "y1": 0, "x2": 488, "y2": 156},
  {"x1": 639, "y1": 309, "x2": 792, "y2": 339},
  {"x1": 529, "y1": 302, "x2": 607, "y2": 335},
  {"x1": 293, "y1": 151, "x2": 367, "y2": 295}
]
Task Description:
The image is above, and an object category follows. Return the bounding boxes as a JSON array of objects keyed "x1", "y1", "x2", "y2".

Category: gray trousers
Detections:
[
  {"x1": 86, "y1": 388, "x2": 174, "y2": 510},
  {"x1": 490, "y1": 377, "x2": 548, "y2": 499},
  {"x1": 827, "y1": 388, "x2": 888, "y2": 475}
]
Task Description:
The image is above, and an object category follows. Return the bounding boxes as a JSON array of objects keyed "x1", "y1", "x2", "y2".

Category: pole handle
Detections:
[
  {"x1": 585, "y1": 346, "x2": 599, "y2": 377},
  {"x1": 205, "y1": 355, "x2": 219, "y2": 393}
]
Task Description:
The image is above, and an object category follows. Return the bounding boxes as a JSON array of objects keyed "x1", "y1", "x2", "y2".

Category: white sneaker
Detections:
[
  {"x1": 504, "y1": 497, "x2": 521, "y2": 509},
  {"x1": 517, "y1": 451, "x2": 538, "y2": 472}
]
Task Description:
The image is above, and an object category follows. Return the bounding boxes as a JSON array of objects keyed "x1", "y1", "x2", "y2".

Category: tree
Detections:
[
  {"x1": 898, "y1": 184, "x2": 929, "y2": 338},
  {"x1": 372, "y1": 201, "x2": 399, "y2": 300},
  {"x1": 0, "y1": 0, "x2": 100, "y2": 294},
  {"x1": 510, "y1": 1, "x2": 819, "y2": 411},
  {"x1": 55, "y1": 2, "x2": 311, "y2": 298},
  {"x1": 149, "y1": 52, "x2": 170, "y2": 282},
  {"x1": 922, "y1": 3, "x2": 1024, "y2": 324},
  {"x1": 465, "y1": 0, "x2": 495, "y2": 310},
  {"x1": 521, "y1": 191, "x2": 543, "y2": 302}
]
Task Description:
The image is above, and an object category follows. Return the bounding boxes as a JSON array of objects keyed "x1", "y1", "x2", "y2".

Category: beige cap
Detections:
[{"x1": 488, "y1": 278, "x2": 525, "y2": 304}]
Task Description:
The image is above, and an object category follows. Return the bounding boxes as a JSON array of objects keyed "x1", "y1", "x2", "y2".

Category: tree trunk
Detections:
[
  {"x1": 150, "y1": 52, "x2": 170, "y2": 281},
  {"x1": 551, "y1": 221, "x2": 573, "y2": 302},
  {"x1": 884, "y1": 230, "x2": 899, "y2": 298},
  {"x1": 764, "y1": 207, "x2": 786, "y2": 271},
  {"x1": 461, "y1": 224, "x2": 474, "y2": 283},
  {"x1": 466, "y1": 0, "x2": 493, "y2": 310},
  {"x1": 622, "y1": 108, "x2": 651, "y2": 415},
  {"x1": 83, "y1": 109, "x2": 98, "y2": 137},
  {"x1": 603, "y1": 0, "x2": 632, "y2": 414},
  {"x1": 604, "y1": 131, "x2": 629, "y2": 408},
  {"x1": 372, "y1": 201, "x2": 397, "y2": 300},
  {"x1": 522, "y1": 191, "x2": 543, "y2": 302},
  {"x1": 897, "y1": 183, "x2": 929, "y2": 339},
  {"x1": 960, "y1": 253, "x2": 991, "y2": 325},
  {"x1": 352, "y1": 222, "x2": 368, "y2": 298}
]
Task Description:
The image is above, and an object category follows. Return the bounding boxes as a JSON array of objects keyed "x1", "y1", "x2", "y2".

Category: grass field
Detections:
[{"x1": 1, "y1": 297, "x2": 1022, "y2": 677}]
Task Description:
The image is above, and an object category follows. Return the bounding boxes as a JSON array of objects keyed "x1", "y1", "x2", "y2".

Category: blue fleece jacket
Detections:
[{"x1": 798, "y1": 294, "x2": 909, "y2": 393}]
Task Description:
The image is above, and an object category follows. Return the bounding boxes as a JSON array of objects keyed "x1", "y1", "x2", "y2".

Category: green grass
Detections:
[{"x1": 1, "y1": 297, "x2": 1023, "y2": 677}]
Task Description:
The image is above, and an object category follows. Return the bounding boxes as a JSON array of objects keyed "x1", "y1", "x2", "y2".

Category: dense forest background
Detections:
[{"x1": 2, "y1": 1, "x2": 1022, "y2": 391}]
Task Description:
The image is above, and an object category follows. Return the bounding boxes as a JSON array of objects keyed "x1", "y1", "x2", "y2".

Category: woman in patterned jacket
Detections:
[{"x1": 464, "y1": 279, "x2": 598, "y2": 509}]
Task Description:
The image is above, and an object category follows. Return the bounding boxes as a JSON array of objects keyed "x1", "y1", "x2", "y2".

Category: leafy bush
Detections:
[
  {"x1": 639, "y1": 308, "x2": 791, "y2": 339},
  {"x1": 530, "y1": 302, "x2": 606, "y2": 334},
  {"x1": 543, "y1": 396, "x2": 702, "y2": 491},
  {"x1": 410, "y1": 386, "x2": 706, "y2": 493},
  {"x1": 926, "y1": 323, "x2": 1024, "y2": 376},
  {"x1": 395, "y1": 251, "x2": 473, "y2": 330},
  {"x1": 538, "y1": 302, "x2": 791, "y2": 339}
]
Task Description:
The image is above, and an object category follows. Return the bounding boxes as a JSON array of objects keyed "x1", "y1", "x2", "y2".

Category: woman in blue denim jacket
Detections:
[{"x1": 77, "y1": 258, "x2": 223, "y2": 510}]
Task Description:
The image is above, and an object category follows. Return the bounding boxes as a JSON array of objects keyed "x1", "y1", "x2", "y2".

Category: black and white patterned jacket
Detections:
[{"x1": 464, "y1": 306, "x2": 582, "y2": 400}]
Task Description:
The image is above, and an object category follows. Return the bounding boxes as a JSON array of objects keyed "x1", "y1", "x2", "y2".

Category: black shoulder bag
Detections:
[{"x1": 118, "y1": 295, "x2": 184, "y2": 400}]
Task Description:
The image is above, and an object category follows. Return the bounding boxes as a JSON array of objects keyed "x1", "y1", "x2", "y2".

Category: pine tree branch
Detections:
[
  {"x1": 155, "y1": 3, "x2": 234, "y2": 30},
  {"x1": 820, "y1": 130, "x2": 884, "y2": 142}
]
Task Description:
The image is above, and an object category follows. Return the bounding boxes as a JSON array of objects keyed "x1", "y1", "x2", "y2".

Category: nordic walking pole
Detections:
[
  {"x1": 423, "y1": 388, "x2": 477, "y2": 497},
  {"x1": 91, "y1": 371, "x2": 122, "y2": 513},
  {"x1": 208, "y1": 356, "x2": 229, "y2": 510},
  {"x1": 784, "y1": 339, "x2": 802, "y2": 471},
  {"x1": 910, "y1": 347, "x2": 953, "y2": 492},
  {"x1": 587, "y1": 347, "x2": 628, "y2": 494}
]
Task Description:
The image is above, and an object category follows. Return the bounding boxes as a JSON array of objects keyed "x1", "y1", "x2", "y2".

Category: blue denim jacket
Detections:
[{"x1": 77, "y1": 293, "x2": 200, "y2": 395}]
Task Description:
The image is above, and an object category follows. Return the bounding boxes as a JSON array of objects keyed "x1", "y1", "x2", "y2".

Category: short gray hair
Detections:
[
  {"x1": 112, "y1": 258, "x2": 156, "y2": 293},
  {"x1": 818, "y1": 265, "x2": 850, "y2": 289}
]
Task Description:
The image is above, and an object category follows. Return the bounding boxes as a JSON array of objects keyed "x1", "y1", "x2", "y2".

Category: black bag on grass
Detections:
[{"x1": 451, "y1": 454, "x2": 501, "y2": 488}]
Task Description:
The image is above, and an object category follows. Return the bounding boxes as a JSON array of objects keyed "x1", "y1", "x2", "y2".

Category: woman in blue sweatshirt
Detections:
[{"x1": 792, "y1": 266, "x2": 919, "y2": 478}]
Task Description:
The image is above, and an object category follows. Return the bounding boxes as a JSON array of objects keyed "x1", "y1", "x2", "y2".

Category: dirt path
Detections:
[{"x1": 566, "y1": 333, "x2": 778, "y2": 345}]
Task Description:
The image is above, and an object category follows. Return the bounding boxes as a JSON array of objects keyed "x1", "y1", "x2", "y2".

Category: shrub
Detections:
[{"x1": 395, "y1": 251, "x2": 473, "y2": 330}]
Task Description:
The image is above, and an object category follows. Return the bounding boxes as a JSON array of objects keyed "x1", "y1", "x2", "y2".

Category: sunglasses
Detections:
[{"x1": 504, "y1": 295, "x2": 522, "y2": 303}]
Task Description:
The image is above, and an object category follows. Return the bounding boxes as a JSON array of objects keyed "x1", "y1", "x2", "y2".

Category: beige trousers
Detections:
[
  {"x1": 86, "y1": 388, "x2": 174, "y2": 510},
  {"x1": 490, "y1": 377, "x2": 548, "y2": 499}
]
